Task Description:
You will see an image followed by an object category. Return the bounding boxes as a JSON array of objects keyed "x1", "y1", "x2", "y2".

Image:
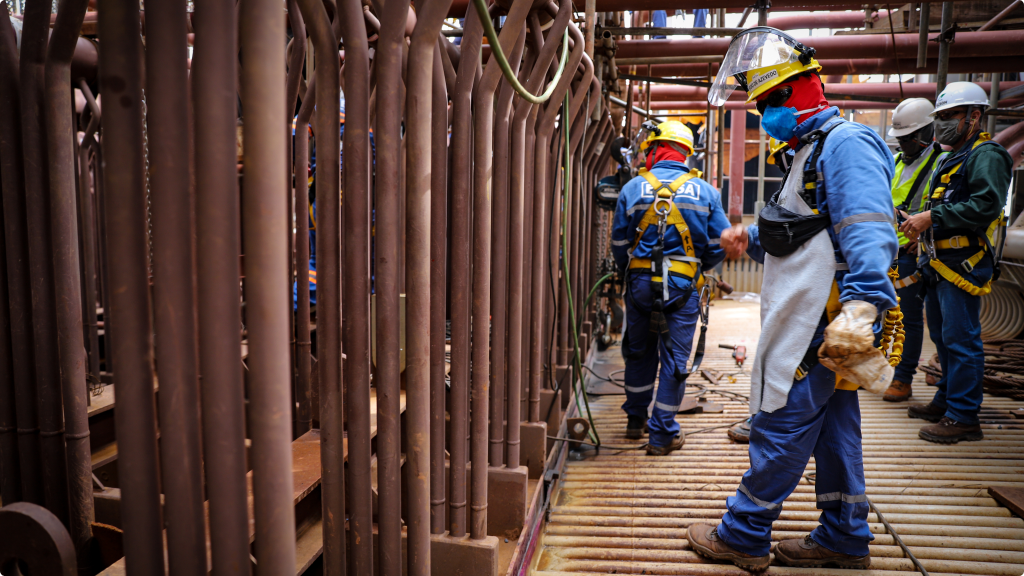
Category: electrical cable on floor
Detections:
[{"x1": 804, "y1": 473, "x2": 930, "y2": 576}]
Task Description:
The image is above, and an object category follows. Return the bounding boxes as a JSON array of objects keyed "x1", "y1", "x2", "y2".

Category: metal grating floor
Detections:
[{"x1": 531, "y1": 300, "x2": 1024, "y2": 576}]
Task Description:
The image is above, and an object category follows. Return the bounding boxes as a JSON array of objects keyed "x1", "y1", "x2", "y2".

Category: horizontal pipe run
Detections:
[
  {"x1": 447, "y1": 0, "x2": 979, "y2": 16},
  {"x1": 628, "y1": 56, "x2": 1024, "y2": 78},
  {"x1": 634, "y1": 81, "x2": 1020, "y2": 102},
  {"x1": 614, "y1": 30, "x2": 1024, "y2": 60}
]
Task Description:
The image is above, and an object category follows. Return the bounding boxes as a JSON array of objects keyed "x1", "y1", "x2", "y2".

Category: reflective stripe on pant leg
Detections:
[
  {"x1": 648, "y1": 291, "x2": 699, "y2": 447},
  {"x1": 809, "y1": 388, "x2": 873, "y2": 556},
  {"x1": 621, "y1": 275, "x2": 660, "y2": 420},
  {"x1": 717, "y1": 365, "x2": 835, "y2": 557}
]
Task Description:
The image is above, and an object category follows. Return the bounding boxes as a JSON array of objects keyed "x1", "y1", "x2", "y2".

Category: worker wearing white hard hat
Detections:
[
  {"x1": 899, "y1": 81, "x2": 1013, "y2": 443},
  {"x1": 880, "y1": 98, "x2": 947, "y2": 403}
]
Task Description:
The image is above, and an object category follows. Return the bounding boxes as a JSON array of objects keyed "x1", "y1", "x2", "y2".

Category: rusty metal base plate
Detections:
[
  {"x1": 487, "y1": 466, "x2": 529, "y2": 540},
  {"x1": 430, "y1": 532, "x2": 499, "y2": 576},
  {"x1": 520, "y1": 421, "x2": 548, "y2": 480}
]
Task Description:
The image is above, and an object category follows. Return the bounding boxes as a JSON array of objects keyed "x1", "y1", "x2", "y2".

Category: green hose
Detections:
[
  {"x1": 470, "y1": 0, "x2": 569, "y2": 104},
  {"x1": 560, "y1": 91, "x2": 601, "y2": 446}
]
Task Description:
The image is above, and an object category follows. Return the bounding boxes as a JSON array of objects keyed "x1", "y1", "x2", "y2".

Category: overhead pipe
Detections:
[
  {"x1": 766, "y1": 10, "x2": 887, "y2": 30},
  {"x1": 446, "y1": 4, "x2": 482, "y2": 540},
  {"x1": 44, "y1": 0, "x2": 93, "y2": 557},
  {"x1": 470, "y1": 0, "x2": 533, "y2": 539},
  {"x1": 20, "y1": 0, "x2": 68, "y2": 524},
  {"x1": 292, "y1": 0, "x2": 343, "y2": 570},
  {"x1": 649, "y1": 100, "x2": 907, "y2": 110},
  {"x1": 448, "y1": 0, "x2": 976, "y2": 15},
  {"x1": 97, "y1": 0, "x2": 166, "y2": 569},
  {"x1": 629, "y1": 56, "x2": 1024, "y2": 78},
  {"x1": 614, "y1": 30, "x2": 1024, "y2": 60},
  {"x1": 428, "y1": 43, "x2": 448, "y2": 536},
  {"x1": 634, "y1": 81, "x2": 1021, "y2": 102},
  {"x1": 405, "y1": 0, "x2": 452, "y2": 570},
  {"x1": 192, "y1": 0, "x2": 252, "y2": 568},
  {"x1": 338, "y1": 0, "x2": 374, "y2": 568},
  {"x1": 293, "y1": 80, "x2": 315, "y2": 437},
  {"x1": 240, "y1": 0, "x2": 299, "y2": 566},
  {"x1": 978, "y1": 0, "x2": 1023, "y2": 31},
  {"x1": 0, "y1": 4, "x2": 36, "y2": 506},
  {"x1": 372, "y1": 1, "x2": 408, "y2": 572}
]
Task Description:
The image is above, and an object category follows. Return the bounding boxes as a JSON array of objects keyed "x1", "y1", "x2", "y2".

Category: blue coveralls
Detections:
[
  {"x1": 718, "y1": 108, "x2": 898, "y2": 558},
  {"x1": 921, "y1": 134, "x2": 1012, "y2": 425},
  {"x1": 610, "y1": 160, "x2": 731, "y2": 448}
]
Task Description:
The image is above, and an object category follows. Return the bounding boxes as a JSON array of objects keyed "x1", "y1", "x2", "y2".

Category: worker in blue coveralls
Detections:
[
  {"x1": 685, "y1": 28, "x2": 899, "y2": 571},
  {"x1": 610, "y1": 120, "x2": 732, "y2": 456},
  {"x1": 899, "y1": 82, "x2": 1012, "y2": 444}
]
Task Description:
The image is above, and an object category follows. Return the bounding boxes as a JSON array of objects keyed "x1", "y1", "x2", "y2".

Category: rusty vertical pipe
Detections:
[
  {"x1": 0, "y1": 193, "x2": 17, "y2": 505},
  {"x1": 488, "y1": 28, "x2": 527, "y2": 469},
  {"x1": 936, "y1": 2, "x2": 953, "y2": 94},
  {"x1": 293, "y1": 0, "x2": 343, "y2": 569},
  {"x1": 429, "y1": 42, "x2": 449, "y2": 536},
  {"x1": 532, "y1": 17, "x2": 584, "y2": 426},
  {"x1": 193, "y1": 0, "x2": 252, "y2": 568},
  {"x1": 406, "y1": 0, "x2": 452, "y2": 569},
  {"x1": 728, "y1": 109, "x2": 744, "y2": 222},
  {"x1": 513, "y1": 1, "x2": 567, "y2": 438},
  {"x1": 372, "y1": 2, "x2": 408, "y2": 572},
  {"x1": 143, "y1": 0, "x2": 206, "y2": 570},
  {"x1": 20, "y1": 0, "x2": 68, "y2": 523},
  {"x1": 44, "y1": 0, "x2": 93, "y2": 554},
  {"x1": 0, "y1": 3, "x2": 32, "y2": 505},
  {"x1": 97, "y1": 0, "x2": 166, "y2": 569},
  {"x1": 338, "y1": 0, "x2": 373, "y2": 570},
  {"x1": 293, "y1": 81, "x2": 315, "y2": 436},
  {"x1": 240, "y1": 0, "x2": 298, "y2": 569},
  {"x1": 470, "y1": 0, "x2": 532, "y2": 539},
  {"x1": 447, "y1": 5, "x2": 483, "y2": 539},
  {"x1": 76, "y1": 81, "x2": 101, "y2": 391},
  {"x1": 284, "y1": 0, "x2": 306, "y2": 438}
]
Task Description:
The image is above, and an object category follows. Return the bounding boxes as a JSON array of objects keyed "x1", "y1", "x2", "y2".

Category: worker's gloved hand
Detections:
[{"x1": 818, "y1": 300, "x2": 893, "y2": 394}]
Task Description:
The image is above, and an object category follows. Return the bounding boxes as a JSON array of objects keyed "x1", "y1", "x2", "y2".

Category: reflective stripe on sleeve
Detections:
[{"x1": 832, "y1": 212, "x2": 894, "y2": 234}]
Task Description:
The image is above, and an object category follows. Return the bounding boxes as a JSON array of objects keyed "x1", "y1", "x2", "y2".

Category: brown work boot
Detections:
[
  {"x1": 686, "y1": 523, "x2": 770, "y2": 572},
  {"x1": 907, "y1": 402, "x2": 945, "y2": 423},
  {"x1": 773, "y1": 535, "x2": 870, "y2": 569},
  {"x1": 919, "y1": 417, "x2": 984, "y2": 444},
  {"x1": 883, "y1": 380, "x2": 912, "y2": 402},
  {"x1": 646, "y1": 434, "x2": 684, "y2": 456},
  {"x1": 727, "y1": 418, "x2": 751, "y2": 444},
  {"x1": 625, "y1": 415, "x2": 648, "y2": 440}
]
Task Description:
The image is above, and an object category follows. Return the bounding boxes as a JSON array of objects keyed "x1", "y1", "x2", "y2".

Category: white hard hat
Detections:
[
  {"x1": 931, "y1": 81, "x2": 990, "y2": 116},
  {"x1": 888, "y1": 98, "x2": 934, "y2": 137}
]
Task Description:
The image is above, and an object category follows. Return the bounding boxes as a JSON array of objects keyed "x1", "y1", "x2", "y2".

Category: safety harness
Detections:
[
  {"x1": 922, "y1": 133, "x2": 1005, "y2": 296},
  {"x1": 624, "y1": 167, "x2": 709, "y2": 385}
]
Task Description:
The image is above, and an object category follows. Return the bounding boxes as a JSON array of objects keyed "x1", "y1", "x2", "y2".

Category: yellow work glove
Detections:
[{"x1": 818, "y1": 300, "x2": 893, "y2": 394}]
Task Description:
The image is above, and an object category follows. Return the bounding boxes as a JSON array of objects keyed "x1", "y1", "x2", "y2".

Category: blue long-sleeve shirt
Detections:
[
  {"x1": 746, "y1": 107, "x2": 898, "y2": 314},
  {"x1": 611, "y1": 160, "x2": 732, "y2": 291}
]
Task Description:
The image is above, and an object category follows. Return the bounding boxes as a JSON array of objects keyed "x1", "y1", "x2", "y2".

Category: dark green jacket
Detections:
[{"x1": 931, "y1": 137, "x2": 1012, "y2": 234}]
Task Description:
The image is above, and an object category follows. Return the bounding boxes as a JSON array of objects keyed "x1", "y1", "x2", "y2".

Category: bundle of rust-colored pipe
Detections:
[{"x1": 0, "y1": 0, "x2": 618, "y2": 573}]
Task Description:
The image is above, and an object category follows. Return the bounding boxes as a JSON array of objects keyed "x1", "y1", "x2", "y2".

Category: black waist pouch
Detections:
[{"x1": 757, "y1": 198, "x2": 831, "y2": 258}]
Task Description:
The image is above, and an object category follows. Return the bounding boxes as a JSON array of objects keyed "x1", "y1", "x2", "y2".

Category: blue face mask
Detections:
[
  {"x1": 760, "y1": 106, "x2": 799, "y2": 142},
  {"x1": 760, "y1": 104, "x2": 826, "y2": 142}
]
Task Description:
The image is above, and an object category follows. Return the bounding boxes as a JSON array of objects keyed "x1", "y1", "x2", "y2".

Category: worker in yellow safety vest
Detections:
[
  {"x1": 899, "y1": 82, "x2": 1013, "y2": 444},
  {"x1": 880, "y1": 98, "x2": 947, "y2": 403}
]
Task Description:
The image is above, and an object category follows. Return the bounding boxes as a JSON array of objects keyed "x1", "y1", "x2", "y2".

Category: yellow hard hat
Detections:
[
  {"x1": 709, "y1": 27, "x2": 822, "y2": 105},
  {"x1": 639, "y1": 120, "x2": 695, "y2": 156},
  {"x1": 766, "y1": 137, "x2": 790, "y2": 165}
]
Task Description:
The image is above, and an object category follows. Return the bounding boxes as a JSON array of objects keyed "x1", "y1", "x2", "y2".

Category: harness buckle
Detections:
[
  {"x1": 949, "y1": 236, "x2": 964, "y2": 249},
  {"x1": 962, "y1": 258, "x2": 974, "y2": 273},
  {"x1": 653, "y1": 197, "x2": 672, "y2": 217}
]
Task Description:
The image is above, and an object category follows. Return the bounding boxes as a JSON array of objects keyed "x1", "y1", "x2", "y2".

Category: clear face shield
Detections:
[{"x1": 708, "y1": 28, "x2": 808, "y2": 106}]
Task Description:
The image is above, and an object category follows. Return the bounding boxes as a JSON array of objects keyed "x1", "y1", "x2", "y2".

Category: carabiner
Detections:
[{"x1": 698, "y1": 285, "x2": 710, "y2": 326}]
